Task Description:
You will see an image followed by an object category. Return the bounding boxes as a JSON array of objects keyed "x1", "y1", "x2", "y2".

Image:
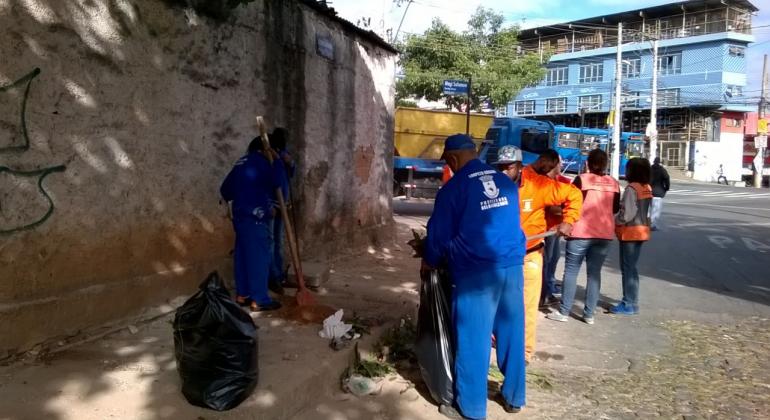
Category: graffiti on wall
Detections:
[{"x1": 0, "y1": 68, "x2": 66, "y2": 235}]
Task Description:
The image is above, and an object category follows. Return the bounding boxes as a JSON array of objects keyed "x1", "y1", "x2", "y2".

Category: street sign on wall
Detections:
[
  {"x1": 442, "y1": 80, "x2": 469, "y2": 95},
  {"x1": 756, "y1": 135, "x2": 768, "y2": 149}
]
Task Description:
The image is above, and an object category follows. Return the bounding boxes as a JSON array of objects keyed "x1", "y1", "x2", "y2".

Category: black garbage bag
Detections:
[
  {"x1": 173, "y1": 271, "x2": 258, "y2": 411},
  {"x1": 415, "y1": 269, "x2": 454, "y2": 406}
]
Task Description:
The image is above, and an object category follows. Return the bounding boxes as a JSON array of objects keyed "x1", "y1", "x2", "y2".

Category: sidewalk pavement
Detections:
[{"x1": 1, "y1": 218, "x2": 767, "y2": 420}]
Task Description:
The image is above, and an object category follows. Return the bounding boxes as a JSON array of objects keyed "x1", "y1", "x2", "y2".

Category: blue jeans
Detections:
[
  {"x1": 453, "y1": 265, "x2": 526, "y2": 419},
  {"x1": 270, "y1": 215, "x2": 285, "y2": 283},
  {"x1": 619, "y1": 241, "x2": 644, "y2": 309},
  {"x1": 233, "y1": 219, "x2": 273, "y2": 305},
  {"x1": 559, "y1": 238, "x2": 611, "y2": 318},
  {"x1": 541, "y1": 234, "x2": 561, "y2": 299}
]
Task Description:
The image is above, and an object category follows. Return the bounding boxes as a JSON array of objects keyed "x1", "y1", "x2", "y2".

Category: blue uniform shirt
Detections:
[
  {"x1": 424, "y1": 159, "x2": 526, "y2": 274},
  {"x1": 220, "y1": 152, "x2": 281, "y2": 222}
]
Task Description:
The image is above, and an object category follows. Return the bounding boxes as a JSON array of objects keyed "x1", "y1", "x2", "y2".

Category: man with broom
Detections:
[{"x1": 220, "y1": 136, "x2": 284, "y2": 312}]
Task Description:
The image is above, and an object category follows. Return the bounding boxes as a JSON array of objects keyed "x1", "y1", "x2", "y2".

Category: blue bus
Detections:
[{"x1": 552, "y1": 125, "x2": 645, "y2": 176}]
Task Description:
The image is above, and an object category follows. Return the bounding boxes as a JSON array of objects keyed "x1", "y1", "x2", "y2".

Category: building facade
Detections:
[{"x1": 507, "y1": 0, "x2": 758, "y2": 174}]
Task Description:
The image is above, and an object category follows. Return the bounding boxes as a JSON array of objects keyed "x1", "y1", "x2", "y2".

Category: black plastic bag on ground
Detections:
[
  {"x1": 415, "y1": 269, "x2": 454, "y2": 406},
  {"x1": 173, "y1": 271, "x2": 258, "y2": 411}
]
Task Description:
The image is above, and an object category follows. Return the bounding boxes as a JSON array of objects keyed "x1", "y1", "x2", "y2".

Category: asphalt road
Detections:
[{"x1": 393, "y1": 179, "x2": 770, "y2": 323}]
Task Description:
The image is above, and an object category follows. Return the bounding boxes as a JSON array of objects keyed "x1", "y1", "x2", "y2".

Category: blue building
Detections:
[{"x1": 508, "y1": 0, "x2": 758, "y2": 169}]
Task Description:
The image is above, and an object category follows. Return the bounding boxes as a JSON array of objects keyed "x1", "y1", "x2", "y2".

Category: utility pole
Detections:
[
  {"x1": 393, "y1": 0, "x2": 414, "y2": 43},
  {"x1": 465, "y1": 76, "x2": 472, "y2": 135},
  {"x1": 611, "y1": 22, "x2": 623, "y2": 179},
  {"x1": 649, "y1": 38, "x2": 659, "y2": 162},
  {"x1": 755, "y1": 54, "x2": 768, "y2": 188}
]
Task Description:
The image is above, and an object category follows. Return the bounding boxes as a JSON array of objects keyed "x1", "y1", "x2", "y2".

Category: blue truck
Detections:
[
  {"x1": 480, "y1": 118, "x2": 644, "y2": 176},
  {"x1": 394, "y1": 117, "x2": 645, "y2": 197}
]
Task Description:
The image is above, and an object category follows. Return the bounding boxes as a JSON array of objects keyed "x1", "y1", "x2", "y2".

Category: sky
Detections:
[{"x1": 330, "y1": 0, "x2": 770, "y2": 98}]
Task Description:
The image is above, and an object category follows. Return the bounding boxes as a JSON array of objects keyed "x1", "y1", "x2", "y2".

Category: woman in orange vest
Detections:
[
  {"x1": 546, "y1": 149, "x2": 620, "y2": 325},
  {"x1": 611, "y1": 158, "x2": 653, "y2": 316}
]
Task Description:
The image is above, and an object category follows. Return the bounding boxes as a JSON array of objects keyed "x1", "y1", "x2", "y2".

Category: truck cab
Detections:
[{"x1": 479, "y1": 118, "x2": 554, "y2": 166}]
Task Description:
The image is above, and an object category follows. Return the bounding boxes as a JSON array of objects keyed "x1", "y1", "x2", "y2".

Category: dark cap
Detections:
[{"x1": 441, "y1": 134, "x2": 475, "y2": 159}]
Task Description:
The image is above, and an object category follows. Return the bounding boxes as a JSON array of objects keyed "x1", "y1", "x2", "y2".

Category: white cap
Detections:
[{"x1": 493, "y1": 145, "x2": 523, "y2": 164}]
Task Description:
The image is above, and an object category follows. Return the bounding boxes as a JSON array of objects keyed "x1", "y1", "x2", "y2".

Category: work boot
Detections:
[
  {"x1": 438, "y1": 404, "x2": 470, "y2": 419},
  {"x1": 268, "y1": 281, "x2": 285, "y2": 295},
  {"x1": 495, "y1": 393, "x2": 522, "y2": 414}
]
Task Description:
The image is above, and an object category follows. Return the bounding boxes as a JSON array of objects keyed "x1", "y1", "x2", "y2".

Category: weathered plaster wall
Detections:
[{"x1": 0, "y1": 0, "x2": 395, "y2": 358}]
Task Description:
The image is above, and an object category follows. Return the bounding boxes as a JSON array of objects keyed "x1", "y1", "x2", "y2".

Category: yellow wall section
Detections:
[{"x1": 394, "y1": 107, "x2": 494, "y2": 159}]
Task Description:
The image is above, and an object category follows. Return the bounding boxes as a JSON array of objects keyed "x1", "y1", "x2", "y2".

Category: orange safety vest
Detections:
[
  {"x1": 571, "y1": 173, "x2": 620, "y2": 240},
  {"x1": 615, "y1": 182, "x2": 653, "y2": 242},
  {"x1": 442, "y1": 165, "x2": 453, "y2": 185}
]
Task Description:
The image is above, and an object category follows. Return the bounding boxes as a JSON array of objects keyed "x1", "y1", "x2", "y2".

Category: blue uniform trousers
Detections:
[
  {"x1": 453, "y1": 264, "x2": 526, "y2": 419},
  {"x1": 270, "y1": 215, "x2": 285, "y2": 283},
  {"x1": 233, "y1": 219, "x2": 273, "y2": 305}
]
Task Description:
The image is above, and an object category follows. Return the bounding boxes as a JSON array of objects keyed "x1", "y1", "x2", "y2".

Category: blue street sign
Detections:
[{"x1": 442, "y1": 79, "x2": 469, "y2": 95}]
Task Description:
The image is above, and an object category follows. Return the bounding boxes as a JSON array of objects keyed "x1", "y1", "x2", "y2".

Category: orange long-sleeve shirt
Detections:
[{"x1": 519, "y1": 166, "x2": 583, "y2": 249}]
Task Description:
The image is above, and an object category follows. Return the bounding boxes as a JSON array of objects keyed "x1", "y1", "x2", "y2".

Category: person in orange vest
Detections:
[
  {"x1": 546, "y1": 149, "x2": 620, "y2": 324},
  {"x1": 493, "y1": 146, "x2": 583, "y2": 362},
  {"x1": 611, "y1": 158, "x2": 653, "y2": 315},
  {"x1": 541, "y1": 156, "x2": 573, "y2": 308}
]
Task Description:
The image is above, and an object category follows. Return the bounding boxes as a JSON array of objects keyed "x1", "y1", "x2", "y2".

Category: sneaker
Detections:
[
  {"x1": 546, "y1": 311, "x2": 569, "y2": 322},
  {"x1": 251, "y1": 301, "x2": 282, "y2": 312},
  {"x1": 583, "y1": 316, "x2": 595, "y2": 325},
  {"x1": 609, "y1": 302, "x2": 638, "y2": 315},
  {"x1": 438, "y1": 404, "x2": 470, "y2": 419},
  {"x1": 495, "y1": 393, "x2": 522, "y2": 414}
]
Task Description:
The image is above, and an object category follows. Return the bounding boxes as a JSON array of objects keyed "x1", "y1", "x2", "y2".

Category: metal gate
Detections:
[{"x1": 658, "y1": 141, "x2": 686, "y2": 169}]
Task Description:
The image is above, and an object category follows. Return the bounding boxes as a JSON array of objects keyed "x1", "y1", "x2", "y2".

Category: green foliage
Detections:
[
  {"x1": 376, "y1": 318, "x2": 417, "y2": 362},
  {"x1": 163, "y1": 0, "x2": 256, "y2": 21},
  {"x1": 397, "y1": 6, "x2": 547, "y2": 111},
  {"x1": 396, "y1": 99, "x2": 419, "y2": 108}
]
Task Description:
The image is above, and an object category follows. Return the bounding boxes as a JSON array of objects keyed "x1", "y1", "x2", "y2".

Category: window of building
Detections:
[
  {"x1": 514, "y1": 100, "x2": 536, "y2": 115},
  {"x1": 728, "y1": 45, "x2": 746, "y2": 57},
  {"x1": 579, "y1": 62, "x2": 604, "y2": 83},
  {"x1": 624, "y1": 91, "x2": 641, "y2": 108},
  {"x1": 658, "y1": 53, "x2": 682, "y2": 75},
  {"x1": 727, "y1": 85, "x2": 743, "y2": 97},
  {"x1": 544, "y1": 66, "x2": 568, "y2": 86},
  {"x1": 622, "y1": 58, "x2": 641, "y2": 78},
  {"x1": 546, "y1": 97, "x2": 568, "y2": 113},
  {"x1": 726, "y1": 118, "x2": 742, "y2": 128},
  {"x1": 658, "y1": 89, "x2": 680, "y2": 107},
  {"x1": 578, "y1": 95, "x2": 602, "y2": 111}
]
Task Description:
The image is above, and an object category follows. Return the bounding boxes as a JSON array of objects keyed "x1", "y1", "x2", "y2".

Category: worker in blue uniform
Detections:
[
  {"x1": 268, "y1": 128, "x2": 294, "y2": 294},
  {"x1": 220, "y1": 137, "x2": 283, "y2": 312},
  {"x1": 423, "y1": 134, "x2": 527, "y2": 419}
]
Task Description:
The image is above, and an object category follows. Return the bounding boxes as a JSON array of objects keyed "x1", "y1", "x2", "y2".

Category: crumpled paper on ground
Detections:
[{"x1": 318, "y1": 309, "x2": 353, "y2": 339}]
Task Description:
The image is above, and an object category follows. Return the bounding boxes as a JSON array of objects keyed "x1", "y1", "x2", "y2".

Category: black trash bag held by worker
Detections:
[
  {"x1": 173, "y1": 271, "x2": 259, "y2": 411},
  {"x1": 415, "y1": 269, "x2": 454, "y2": 406}
]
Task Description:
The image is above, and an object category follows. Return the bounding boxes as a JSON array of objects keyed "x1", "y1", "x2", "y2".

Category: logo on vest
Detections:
[
  {"x1": 522, "y1": 199, "x2": 533, "y2": 212},
  {"x1": 480, "y1": 175, "x2": 499, "y2": 199}
]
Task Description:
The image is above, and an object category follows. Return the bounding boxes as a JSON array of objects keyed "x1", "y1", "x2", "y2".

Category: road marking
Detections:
[
  {"x1": 668, "y1": 201, "x2": 770, "y2": 211},
  {"x1": 708, "y1": 235, "x2": 734, "y2": 249},
  {"x1": 742, "y1": 237, "x2": 770, "y2": 253}
]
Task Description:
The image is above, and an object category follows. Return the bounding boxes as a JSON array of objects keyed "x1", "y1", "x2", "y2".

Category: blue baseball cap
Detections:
[{"x1": 441, "y1": 134, "x2": 476, "y2": 159}]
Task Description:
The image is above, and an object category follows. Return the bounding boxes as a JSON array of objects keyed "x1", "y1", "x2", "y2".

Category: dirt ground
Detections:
[{"x1": 1, "y1": 217, "x2": 769, "y2": 420}]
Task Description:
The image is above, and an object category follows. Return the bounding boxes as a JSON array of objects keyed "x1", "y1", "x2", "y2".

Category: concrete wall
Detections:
[{"x1": 0, "y1": 0, "x2": 395, "y2": 358}]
